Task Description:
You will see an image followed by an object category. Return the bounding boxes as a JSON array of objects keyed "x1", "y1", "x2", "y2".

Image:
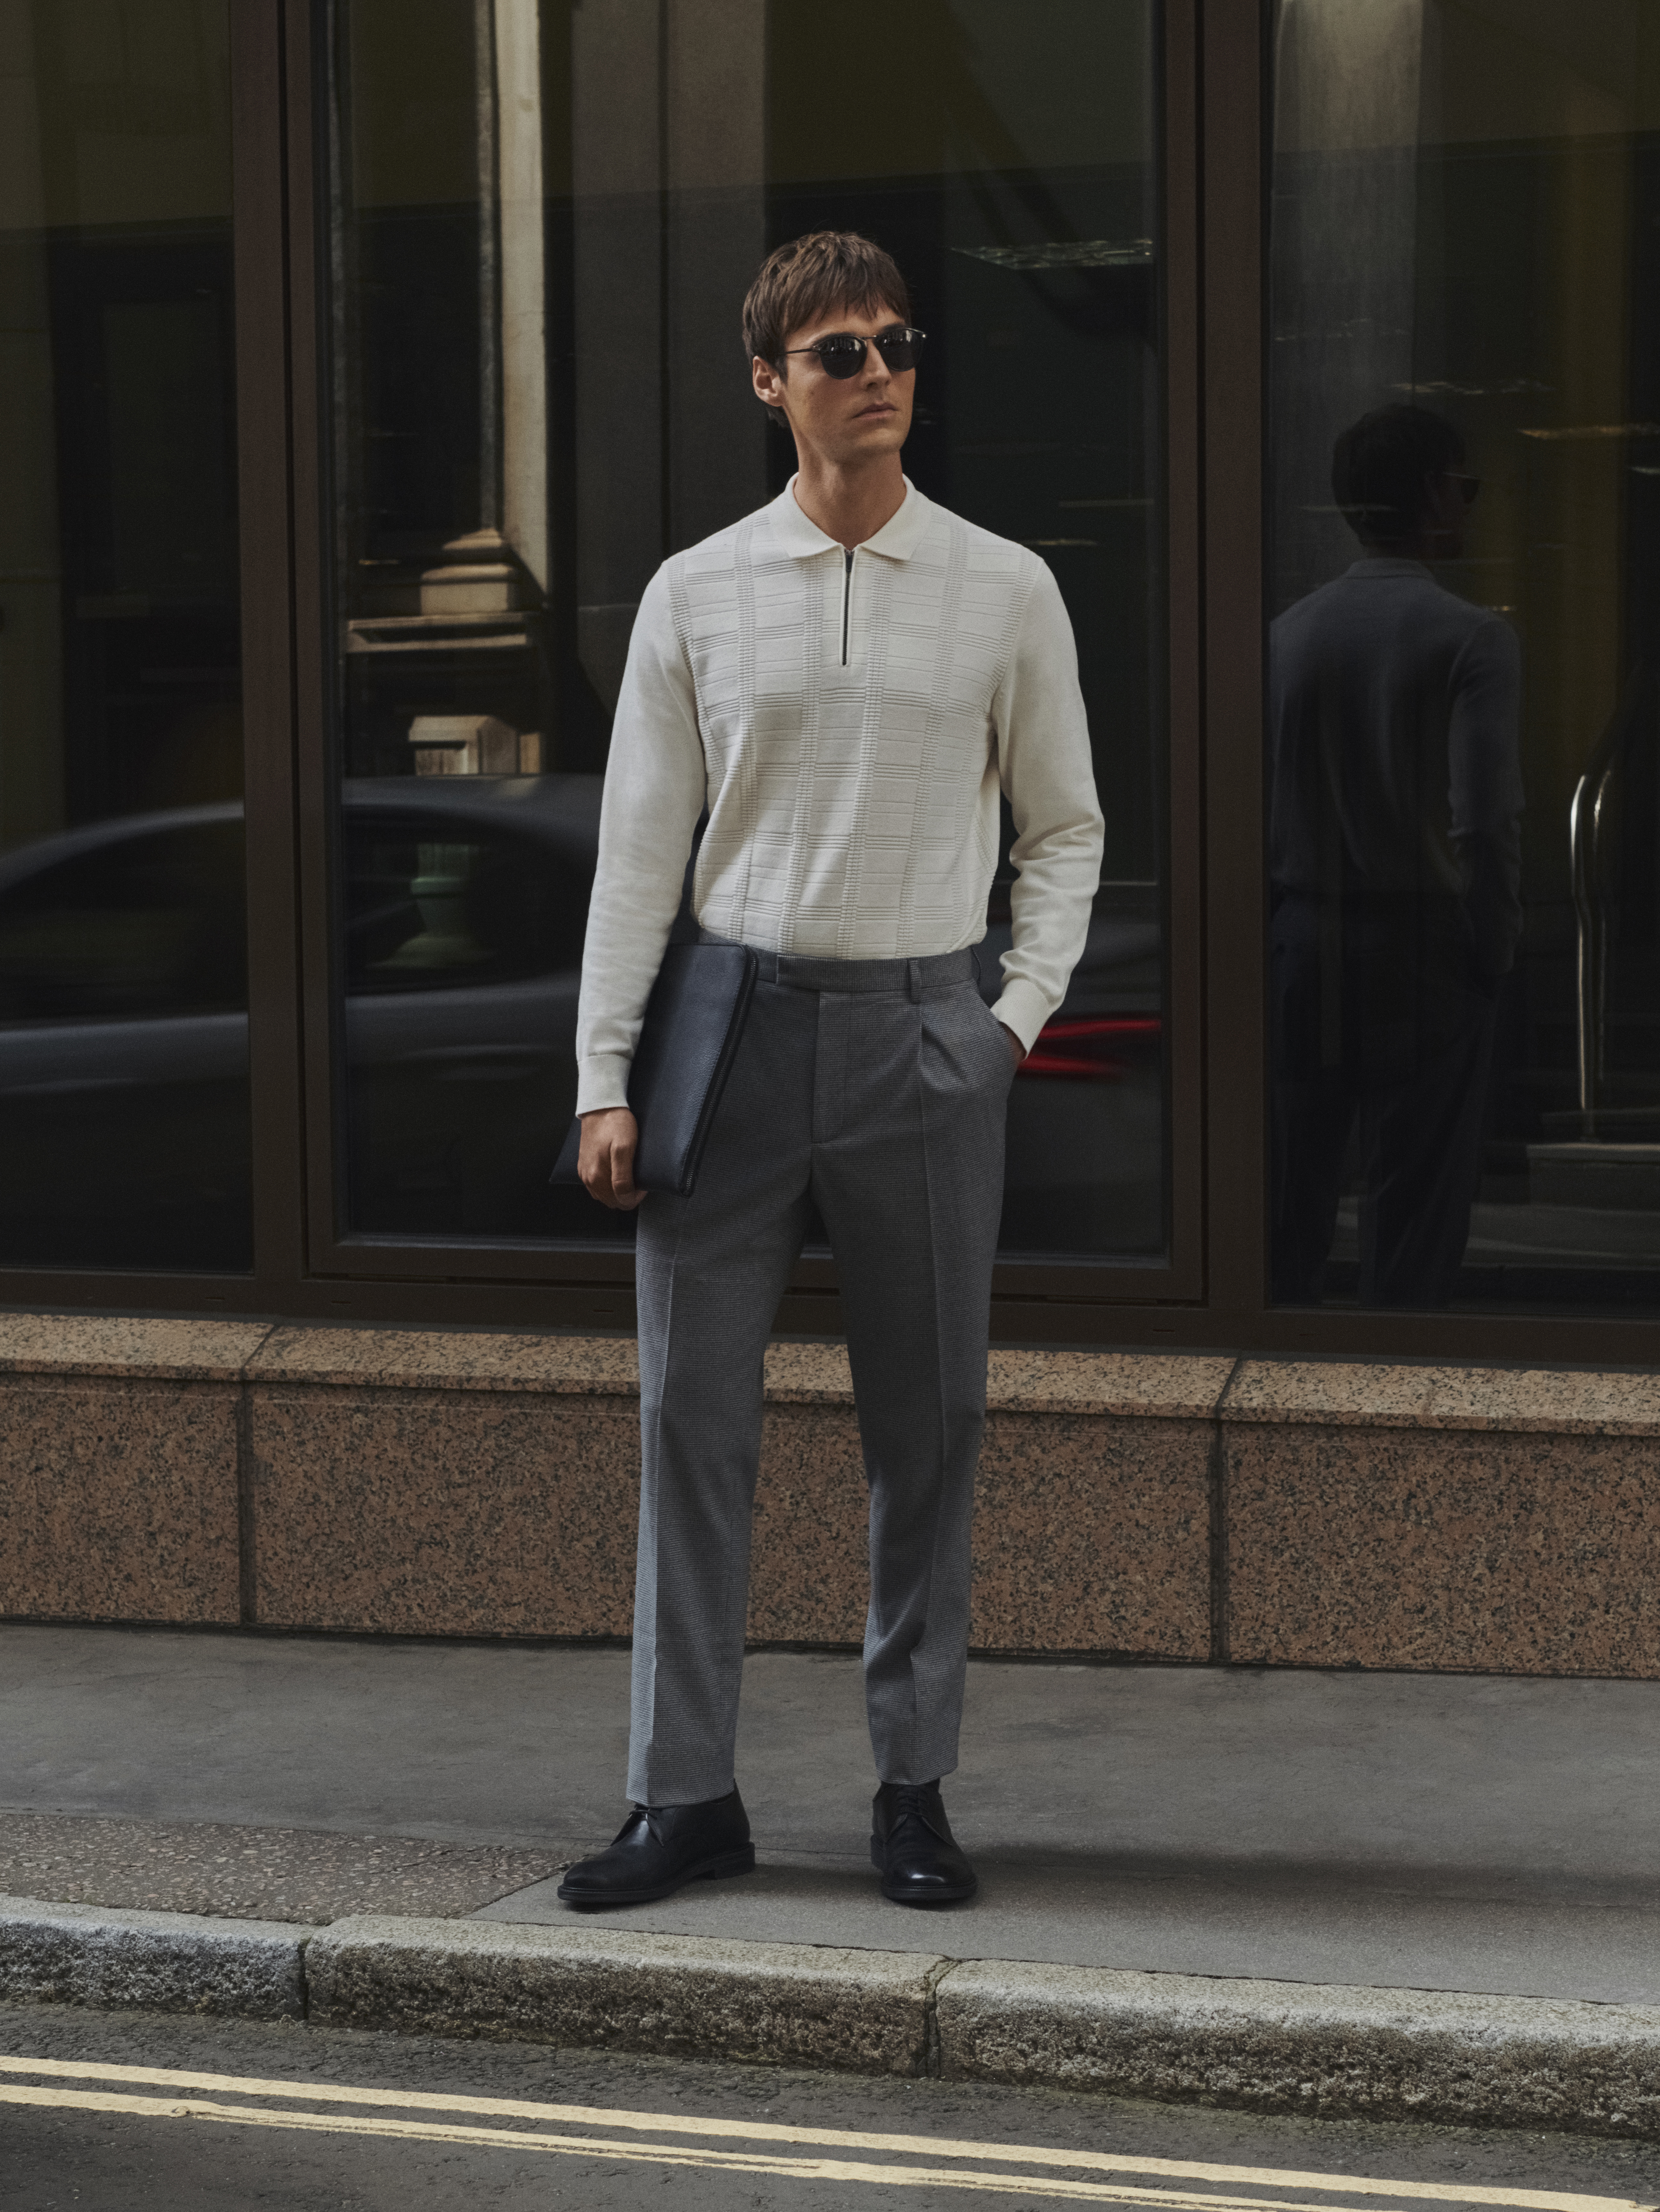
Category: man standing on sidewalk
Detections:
[{"x1": 558, "y1": 231, "x2": 1103, "y2": 1911}]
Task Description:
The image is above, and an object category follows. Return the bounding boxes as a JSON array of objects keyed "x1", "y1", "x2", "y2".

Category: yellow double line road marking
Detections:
[
  {"x1": 1, "y1": 2057, "x2": 1650, "y2": 2209},
  {"x1": 0, "y1": 2087, "x2": 1452, "y2": 2205}
]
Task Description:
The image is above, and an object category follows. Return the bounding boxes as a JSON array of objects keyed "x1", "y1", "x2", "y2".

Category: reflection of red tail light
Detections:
[{"x1": 1019, "y1": 1015, "x2": 1161, "y2": 1079}]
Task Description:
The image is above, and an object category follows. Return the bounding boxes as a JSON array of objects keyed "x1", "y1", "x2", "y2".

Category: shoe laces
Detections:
[
  {"x1": 885, "y1": 1783, "x2": 936, "y2": 1815},
  {"x1": 620, "y1": 1803, "x2": 671, "y2": 1846},
  {"x1": 882, "y1": 1783, "x2": 945, "y2": 1837}
]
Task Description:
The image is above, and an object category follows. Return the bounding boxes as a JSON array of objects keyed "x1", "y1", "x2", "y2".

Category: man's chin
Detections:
[{"x1": 831, "y1": 424, "x2": 908, "y2": 462}]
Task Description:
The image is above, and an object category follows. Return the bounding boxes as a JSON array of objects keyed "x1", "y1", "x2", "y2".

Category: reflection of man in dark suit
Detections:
[{"x1": 1270, "y1": 405, "x2": 1524, "y2": 1308}]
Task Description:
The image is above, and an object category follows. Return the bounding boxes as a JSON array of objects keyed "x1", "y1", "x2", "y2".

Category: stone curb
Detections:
[
  {"x1": 306, "y1": 1917, "x2": 943, "y2": 2074},
  {"x1": 0, "y1": 1894, "x2": 312, "y2": 2020},
  {"x1": 937, "y1": 1960, "x2": 1660, "y2": 2135},
  {"x1": 5, "y1": 1895, "x2": 1660, "y2": 2137}
]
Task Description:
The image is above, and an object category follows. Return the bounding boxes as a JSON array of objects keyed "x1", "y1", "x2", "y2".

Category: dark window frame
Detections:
[
  {"x1": 5, "y1": 0, "x2": 1660, "y2": 1368},
  {"x1": 288, "y1": 0, "x2": 1208, "y2": 1330}
]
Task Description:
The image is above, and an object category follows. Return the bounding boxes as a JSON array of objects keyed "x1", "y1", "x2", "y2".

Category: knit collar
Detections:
[{"x1": 768, "y1": 475, "x2": 930, "y2": 561}]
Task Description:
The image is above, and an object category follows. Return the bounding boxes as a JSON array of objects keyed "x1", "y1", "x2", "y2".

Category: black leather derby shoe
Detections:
[
  {"x1": 871, "y1": 1780, "x2": 977, "y2": 1906},
  {"x1": 556, "y1": 1785, "x2": 755, "y2": 1909}
]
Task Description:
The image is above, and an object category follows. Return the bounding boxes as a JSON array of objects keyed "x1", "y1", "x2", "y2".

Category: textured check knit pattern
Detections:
[{"x1": 576, "y1": 479, "x2": 1104, "y2": 1115}]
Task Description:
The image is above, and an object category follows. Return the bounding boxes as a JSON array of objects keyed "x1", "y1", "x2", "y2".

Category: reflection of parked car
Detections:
[
  {"x1": 0, "y1": 776, "x2": 607, "y2": 1270},
  {"x1": 0, "y1": 802, "x2": 253, "y2": 1271},
  {"x1": 0, "y1": 779, "x2": 1164, "y2": 1269},
  {"x1": 339, "y1": 775, "x2": 607, "y2": 1242}
]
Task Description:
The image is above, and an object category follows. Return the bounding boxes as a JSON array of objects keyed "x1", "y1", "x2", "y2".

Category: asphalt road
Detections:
[{"x1": 3, "y1": 2005, "x2": 1660, "y2": 2212}]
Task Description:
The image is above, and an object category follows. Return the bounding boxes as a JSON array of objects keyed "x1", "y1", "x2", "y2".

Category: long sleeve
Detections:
[
  {"x1": 574, "y1": 566, "x2": 707, "y2": 1114},
  {"x1": 988, "y1": 562, "x2": 1106, "y2": 1050}
]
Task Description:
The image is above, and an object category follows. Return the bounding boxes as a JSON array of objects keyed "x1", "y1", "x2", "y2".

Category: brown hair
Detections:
[{"x1": 742, "y1": 231, "x2": 912, "y2": 422}]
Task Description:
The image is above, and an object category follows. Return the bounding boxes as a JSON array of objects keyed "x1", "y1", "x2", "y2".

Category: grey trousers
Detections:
[{"x1": 628, "y1": 944, "x2": 1013, "y2": 1806}]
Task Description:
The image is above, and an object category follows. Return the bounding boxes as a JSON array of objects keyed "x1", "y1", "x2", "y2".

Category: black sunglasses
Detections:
[{"x1": 781, "y1": 325, "x2": 926, "y2": 379}]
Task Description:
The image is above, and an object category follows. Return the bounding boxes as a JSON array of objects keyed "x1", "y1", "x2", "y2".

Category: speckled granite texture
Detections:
[
  {"x1": 247, "y1": 1384, "x2": 642, "y2": 1637},
  {"x1": 0, "y1": 1313, "x2": 271, "y2": 1382},
  {"x1": 1222, "y1": 1421, "x2": 1660, "y2": 1675},
  {"x1": 987, "y1": 1350, "x2": 1235, "y2": 1420},
  {"x1": 0, "y1": 1315, "x2": 261, "y2": 1627},
  {"x1": 6, "y1": 1318, "x2": 1660, "y2": 1674},
  {"x1": 746, "y1": 1403, "x2": 869, "y2": 1644},
  {"x1": 1217, "y1": 1360, "x2": 1660, "y2": 1676},
  {"x1": 937, "y1": 1960, "x2": 1660, "y2": 2133},
  {"x1": 306, "y1": 1917, "x2": 941, "y2": 2072},
  {"x1": 0, "y1": 1373, "x2": 241, "y2": 1625},
  {"x1": 973, "y1": 1410, "x2": 1211, "y2": 1657},
  {"x1": 1219, "y1": 1357, "x2": 1660, "y2": 1434},
  {"x1": 0, "y1": 1893, "x2": 310, "y2": 2018},
  {"x1": 247, "y1": 1325, "x2": 640, "y2": 1397}
]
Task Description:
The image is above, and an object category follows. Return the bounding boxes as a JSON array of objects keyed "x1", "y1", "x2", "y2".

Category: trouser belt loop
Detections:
[{"x1": 908, "y1": 958, "x2": 925, "y2": 1003}]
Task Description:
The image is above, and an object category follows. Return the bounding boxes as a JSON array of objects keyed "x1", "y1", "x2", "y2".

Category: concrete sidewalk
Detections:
[
  {"x1": 5, "y1": 1621, "x2": 1660, "y2": 2134},
  {"x1": 3, "y1": 1620, "x2": 1657, "y2": 2000}
]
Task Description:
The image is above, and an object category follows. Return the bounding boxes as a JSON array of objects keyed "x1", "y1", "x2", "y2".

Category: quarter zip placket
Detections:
[{"x1": 840, "y1": 546, "x2": 853, "y2": 665}]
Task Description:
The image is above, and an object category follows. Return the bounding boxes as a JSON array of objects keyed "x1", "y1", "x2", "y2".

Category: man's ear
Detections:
[{"x1": 752, "y1": 354, "x2": 786, "y2": 413}]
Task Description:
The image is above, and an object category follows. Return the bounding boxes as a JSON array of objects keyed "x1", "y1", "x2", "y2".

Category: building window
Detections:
[
  {"x1": 0, "y1": 0, "x2": 249, "y2": 1273},
  {"x1": 320, "y1": 0, "x2": 1169, "y2": 1265},
  {"x1": 1269, "y1": 0, "x2": 1660, "y2": 1315}
]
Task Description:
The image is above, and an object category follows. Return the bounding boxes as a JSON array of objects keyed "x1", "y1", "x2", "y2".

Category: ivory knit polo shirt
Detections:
[{"x1": 575, "y1": 476, "x2": 1105, "y2": 1116}]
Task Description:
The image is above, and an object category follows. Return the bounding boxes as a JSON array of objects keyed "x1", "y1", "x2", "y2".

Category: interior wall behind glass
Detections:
[
  {"x1": 0, "y1": 0, "x2": 250, "y2": 1271},
  {"x1": 326, "y1": 0, "x2": 1167, "y2": 1261},
  {"x1": 1269, "y1": 0, "x2": 1660, "y2": 1313}
]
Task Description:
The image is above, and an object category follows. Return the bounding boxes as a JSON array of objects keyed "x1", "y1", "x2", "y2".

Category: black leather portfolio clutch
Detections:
[{"x1": 551, "y1": 940, "x2": 759, "y2": 1198}]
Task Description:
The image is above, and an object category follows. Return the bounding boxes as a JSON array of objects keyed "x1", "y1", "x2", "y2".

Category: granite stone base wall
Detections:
[
  {"x1": 0, "y1": 1316, "x2": 270, "y2": 1628},
  {"x1": 2, "y1": 1316, "x2": 1658, "y2": 1676},
  {"x1": 1220, "y1": 1362, "x2": 1660, "y2": 1676}
]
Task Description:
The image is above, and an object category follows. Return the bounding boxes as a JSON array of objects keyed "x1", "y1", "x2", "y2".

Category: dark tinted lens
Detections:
[
  {"x1": 815, "y1": 335, "x2": 865, "y2": 378},
  {"x1": 874, "y1": 327, "x2": 922, "y2": 372}
]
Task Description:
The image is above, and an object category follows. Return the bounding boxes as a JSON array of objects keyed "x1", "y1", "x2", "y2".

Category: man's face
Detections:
[{"x1": 752, "y1": 299, "x2": 914, "y2": 468}]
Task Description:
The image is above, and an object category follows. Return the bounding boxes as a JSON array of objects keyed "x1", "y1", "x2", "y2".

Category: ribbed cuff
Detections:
[
  {"x1": 988, "y1": 980, "x2": 1050, "y2": 1056},
  {"x1": 575, "y1": 1054, "x2": 633, "y2": 1117}
]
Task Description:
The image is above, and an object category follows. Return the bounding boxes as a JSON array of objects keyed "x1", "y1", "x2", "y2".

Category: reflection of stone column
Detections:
[
  {"x1": 381, "y1": 0, "x2": 548, "y2": 776},
  {"x1": 475, "y1": 0, "x2": 502, "y2": 538},
  {"x1": 1271, "y1": 0, "x2": 1425, "y2": 613},
  {"x1": 496, "y1": 0, "x2": 548, "y2": 593},
  {"x1": 434, "y1": 0, "x2": 546, "y2": 587}
]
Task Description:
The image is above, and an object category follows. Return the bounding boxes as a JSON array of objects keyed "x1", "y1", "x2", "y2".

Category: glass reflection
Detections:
[
  {"x1": 326, "y1": 0, "x2": 1167, "y2": 1258},
  {"x1": 1270, "y1": 404, "x2": 1523, "y2": 1306},
  {"x1": 0, "y1": 1, "x2": 249, "y2": 1270},
  {"x1": 1271, "y1": 0, "x2": 1660, "y2": 1309}
]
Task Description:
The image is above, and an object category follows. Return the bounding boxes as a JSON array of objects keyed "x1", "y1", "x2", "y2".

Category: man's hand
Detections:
[
  {"x1": 579, "y1": 1108, "x2": 645, "y2": 1210},
  {"x1": 999, "y1": 1024, "x2": 1027, "y2": 1068}
]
